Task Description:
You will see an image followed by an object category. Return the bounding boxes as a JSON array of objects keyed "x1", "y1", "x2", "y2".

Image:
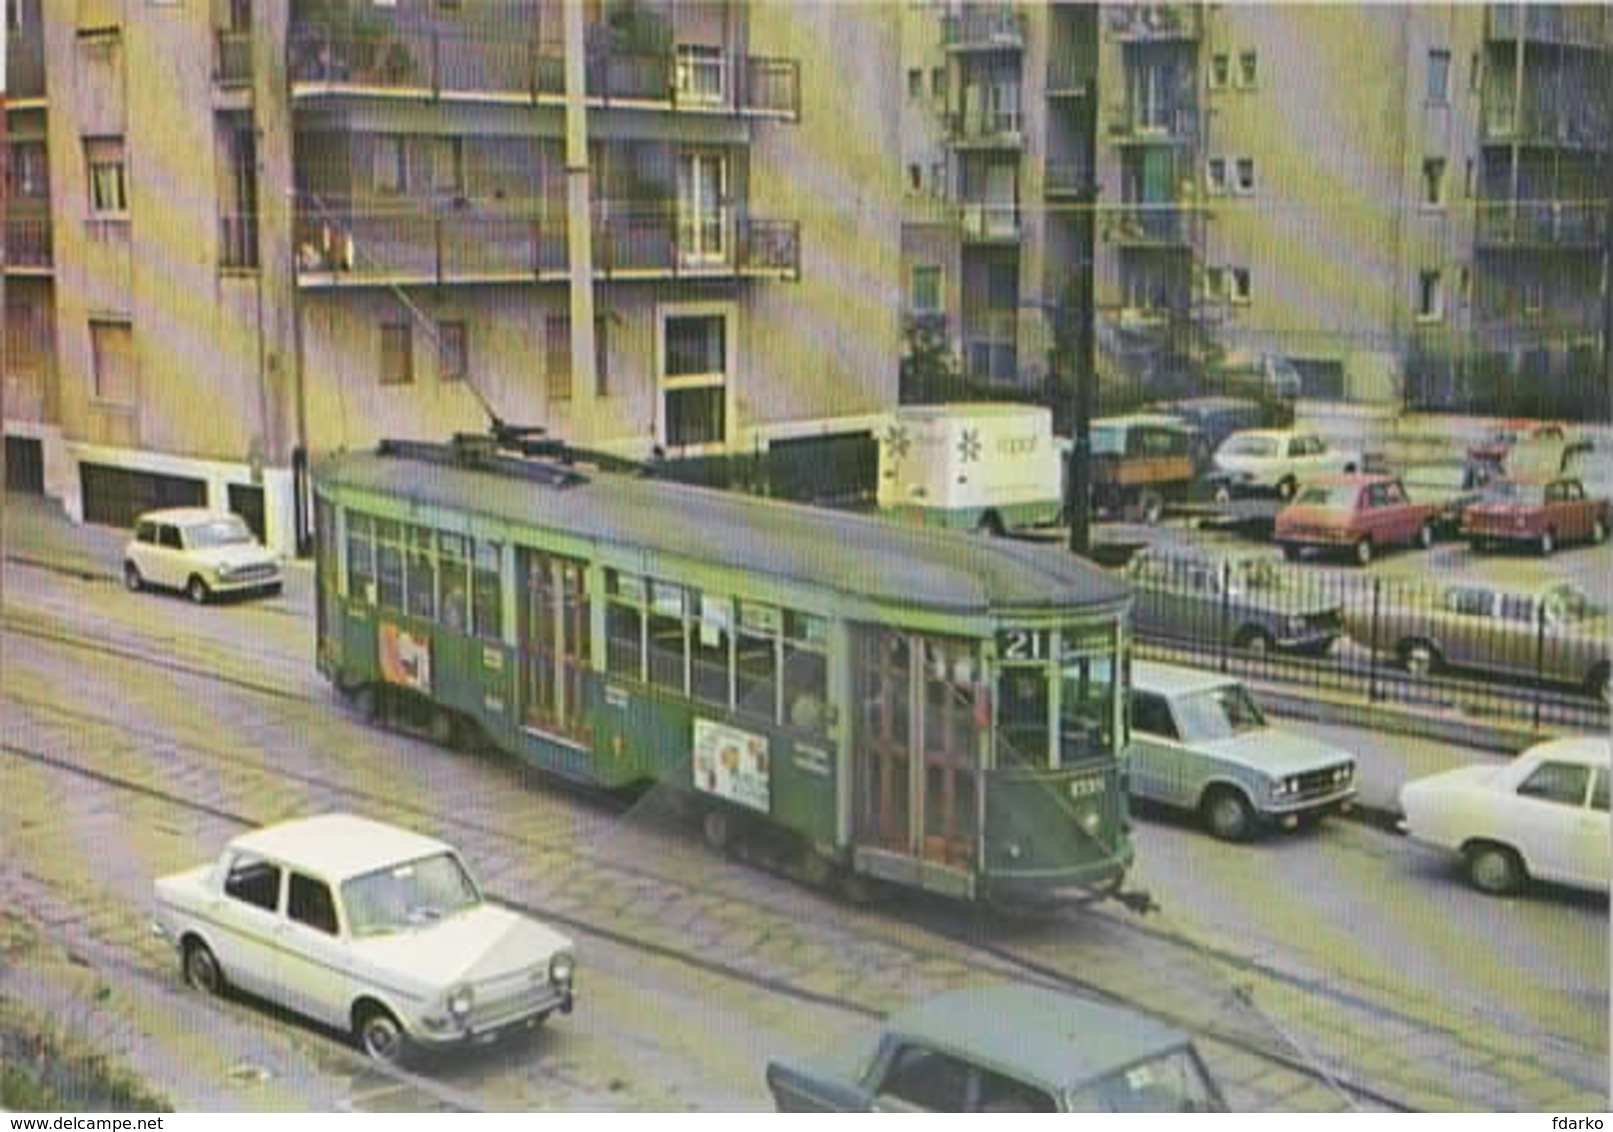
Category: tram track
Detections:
[{"x1": 5, "y1": 613, "x2": 1576, "y2": 1111}]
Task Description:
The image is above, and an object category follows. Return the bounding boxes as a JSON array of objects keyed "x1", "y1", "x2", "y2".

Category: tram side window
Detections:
[
  {"x1": 648, "y1": 581, "x2": 689, "y2": 692},
  {"x1": 472, "y1": 539, "x2": 503, "y2": 640},
  {"x1": 690, "y1": 592, "x2": 732, "y2": 709},
  {"x1": 347, "y1": 513, "x2": 375, "y2": 602},
  {"x1": 374, "y1": 520, "x2": 404, "y2": 611},
  {"x1": 406, "y1": 525, "x2": 437, "y2": 621},
  {"x1": 783, "y1": 611, "x2": 828, "y2": 734},
  {"x1": 315, "y1": 498, "x2": 336, "y2": 582},
  {"x1": 998, "y1": 666, "x2": 1049, "y2": 767},
  {"x1": 735, "y1": 602, "x2": 780, "y2": 722},
  {"x1": 1061, "y1": 651, "x2": 1115, "y2": 761},
  {"x1": 606, "y1": 571, "x2": 646, "y2": 680},
  {"x1": 438, "y1": 533, "x2": 470, "y2": 633}
]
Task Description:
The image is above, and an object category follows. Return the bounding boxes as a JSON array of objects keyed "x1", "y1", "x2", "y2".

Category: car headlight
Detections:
[
  {"x1": 549, "y1": 953, "x2": 575, "y2": 986},
  {"x1": 1271, "y1": 777, "x2": 1299, "y2": 798},
  {"x1": 446, "y1": 985, "x2": 474, "y2": 1019},
  {"x1": 1334, "y1": 764, "x2": 1354, "y2": 783},
  {"x1": 215, "y1": 564, "x2": 236, "y2": 580}
]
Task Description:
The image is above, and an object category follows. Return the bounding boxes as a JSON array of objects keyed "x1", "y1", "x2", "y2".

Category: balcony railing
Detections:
[
  {"x1": 215, "y1": 29, "x2": 253, "y2": 86},
  {"x1": 941, "y1": 6, "x2": 1027, "y2": 50},
  {"x1": 1106, "y1": 204, "x2": 1189, "y2": 245},
  {"x1": 1108, "y1": 105, "x2": 1199, "y2": 145},
  {"x1": 1044, "y1": 160, "x2": 1094, "y2": 196},
  {"x1": 1483, "y1": 97, "x2": 1609, "y2": 147},
  {"x1": 946, "y1": 107, "x2": 1024, "y2": 147},
  {"x1": 287, "y1": 26, "x2": 800, "y2": 118},
  {"x1": 959, "y1": 202, "x2": 1021, "y2": 241},
  {"x1": 1107, "y1": 4, "x2": 1202, "y2": 42},
  {"x1": 1488, "y1": 4, "x2": 1612, "y2": 47},
  {"x1": 963, "y1": 313, "x2": 1020, "y2": 383},
  {"x1": 1475, "y1": 200, "x2": 1607, "y2": 248},
  {"x1": 4, "y1": 217, "x2": 53, "y2": 269},
  {"x1": 220, "y1": 214, "x2": 259, "y2": 270},
  {"x1": 294, "y1": 202, "x2": 798, "y2": 285}
]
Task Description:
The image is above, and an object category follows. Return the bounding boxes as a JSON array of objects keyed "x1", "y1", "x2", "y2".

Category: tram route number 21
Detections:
[{"x1": 997, "y1": 629, "x2": 1050, "y2": 661}]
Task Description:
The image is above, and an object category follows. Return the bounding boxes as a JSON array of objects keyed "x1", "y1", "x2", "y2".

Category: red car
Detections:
[
  {"x1": 1462, "y1": 475, "x2": 1611, "y2": 556},
  {"x1": 1274, "y1": 474, "x2": 1438, "y2": 566}
]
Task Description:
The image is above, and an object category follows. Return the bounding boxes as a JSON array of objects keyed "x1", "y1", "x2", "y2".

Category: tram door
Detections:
[
  {"x1": 519, "y1": 550, "x2": 590, "y2": 742},
  {"x1": 855, "y1": 629, "x2": 979, "y2": 873}
]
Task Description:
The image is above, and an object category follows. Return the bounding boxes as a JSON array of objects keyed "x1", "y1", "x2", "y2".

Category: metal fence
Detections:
[{"x1": 1127, "y1": 549, "x2": 1610, "y2": 733}]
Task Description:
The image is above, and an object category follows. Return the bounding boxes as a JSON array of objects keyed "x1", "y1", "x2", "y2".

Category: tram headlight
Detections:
[{"x1": 1076, "y1": 805, "x2": 1103, "y2": 838}]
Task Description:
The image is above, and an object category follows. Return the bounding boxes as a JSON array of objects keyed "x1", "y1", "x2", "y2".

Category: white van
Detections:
[{"x1": 877, "y1": 404, "x2": 1063, "y2": 534}]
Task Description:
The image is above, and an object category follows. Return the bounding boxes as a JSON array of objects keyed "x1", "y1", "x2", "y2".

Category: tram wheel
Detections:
[{"x1": 796, "y1": 850, "x2": 837, "y2": 892}]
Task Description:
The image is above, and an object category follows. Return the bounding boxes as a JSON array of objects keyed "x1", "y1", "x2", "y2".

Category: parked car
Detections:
[
  {"x1": 1343, "y1": 579, "x2": 1610, "y2": 703},
  {"x1": 1125, "y1": 662, "x2": 1357, "y2": 841},
  {"x1": 1209, "y1": 429, "x2": 1359, "y2": 501},
  {"x1": 1084, "y1": 414, "x2": 1196, "y2": 523},
  {"x1": 1465, "y1": 420, "x2": 1569, "y2": 476},
  {"x1": 765, "y1": 983, "x2": 1227, "y2": 1112},
  {"x1": 123, "y1": 508, "x2": 282, "y2": 603},
  {"x1": 1400, "y1": 462, "x2": 1496, "y2": 538},
  {"x1": 1274, "y1": 474, "x2": 1438, "y2": 566},
  {"x1": 1144, "y1": 396, "x2": 1278, "y2": 471},
  {"x1": 152, "y1": 813, "x2": 577, "y2": 1064},
  {"x1": 1399, "y1": 734, "x2": 1610, "y2": 895},
  {"x1": 1461, "y1": 475, "x2": 1610, "y2": 555},
  {"x1": 1125, "y1": 549, "x2": 1343, "y2": 656}
]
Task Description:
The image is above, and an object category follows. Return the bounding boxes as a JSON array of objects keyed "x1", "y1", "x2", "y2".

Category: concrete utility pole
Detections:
[
  {"x1": 2, "y1": 33, "x2": 10, "y2": 631},
  {"x1": 1066, "y1": 77, "x2": 1098, "y2": 557},
  {"x1": 562, "y1": 0, "x2": 599, "y2": 412}
]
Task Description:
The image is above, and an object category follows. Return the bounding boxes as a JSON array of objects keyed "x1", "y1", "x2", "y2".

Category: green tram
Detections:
[{"x1": 312, "y1": 437, "x2": 1137, "y2": 904}]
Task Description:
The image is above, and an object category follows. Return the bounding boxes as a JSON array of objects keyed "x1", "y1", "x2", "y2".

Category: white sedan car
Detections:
[
  {"x1": 153, "y1": 814, "x2": 577, "y2": 1063},
  {"x1": 1399, "y1": 735, "x2": 1610, "y2": 895},
  {"x1": 123, "y1": 508, "x2": 282, "y2": 603},
  {"x1": 1210, "y1": 429, "x2": 1359, "y2": 501}
]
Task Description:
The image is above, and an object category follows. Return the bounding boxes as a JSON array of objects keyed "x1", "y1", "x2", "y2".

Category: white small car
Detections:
[
  {"x1": 123, "y1": 508, "x2": 282, "y2": 603},
  {"x1": 153, "y1": 814, "x2": 577, "y2": 1063},
  {"x1": 1399, "y1": 735, "x2": 1610, "y2": 896},
  {"x1": 1210, "y1": 429, "x2": 1359, "y2": 501}
]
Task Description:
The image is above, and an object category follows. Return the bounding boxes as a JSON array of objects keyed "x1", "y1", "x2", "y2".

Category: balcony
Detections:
[
  {"x1": 287, "y1": 26, "x2": 800, "y2": 119},
  {"x1": 1107, "y1": 5, "x2": 1202, "y2": 43},
  {"x1": 959, "y1": 202, "x2": 1021, "y2": 242},
  {"x1": 1107, "y1": 106, "x2": 1198, "y2": 146},
  {"x1": 946, "y1": 107, "x2": 1024, "y2": 149},
  {"x1": 941, "y1": 6, "x2": 1026, "y2": 52},
  {"x1": 1488, "y1": 4, "x2": 1612, "y2": 48},
  {"x1": 1105, "y1": 204, "x2": 1190, "y2": 247},
  {"x1": 1044, "y1": 160, "x2": 1094, "y2": 197},
  {"x1": 1475, "y1": 200, "x2": 1607, "y2": 249},
  {"x1": 3, "y1": 216, "x2": 53, "y2": 273},
  {"x1": 293, "y1": 201, "x2": 798, "y2": 288},
  {"x1": 1482, "y1": 98, "x2": 1609, "y2": 148}
]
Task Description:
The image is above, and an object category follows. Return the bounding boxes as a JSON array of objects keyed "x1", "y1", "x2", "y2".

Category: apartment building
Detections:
[
  {"x1": 1090, "y1": 1, "x2": 1609, "y2": 411},
  {"x1": 3, "y1": 0, "x2": 905, "y2": 553}
]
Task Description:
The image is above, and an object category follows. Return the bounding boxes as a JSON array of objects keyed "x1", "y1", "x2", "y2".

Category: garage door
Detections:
[
  {"x1": 4, "y1": 436, "x2": 45, "y2": 494},
  {"x1": 80, "y1": 463, "x2": 206, "y2": 529}
]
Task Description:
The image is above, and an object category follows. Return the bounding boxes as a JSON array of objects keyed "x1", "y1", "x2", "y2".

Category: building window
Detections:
[
  {"x1": 1426, "y1": 49, "x2": 1450, "y2": 104},
  {"x1": 1238, "y1": 50, "x2": 1258, "y2": 88},
  {"x1": 1464, "y1": 158, "x2": 1474, "y2": 198},
  {"x1": 374, "y1": 134, "x2": 406, "y2": 195},
  {"x1": 9, "y1": 141, "x2": 49, "y2": 199},
  {"x1": 1204, "y1": 266, "x2": 1226, "y2": 301},
  {"x1": 1417, "y1": 270, "x2": 1443, "y2": 320},
  {"x1": 85, "y1": 137, "x2": 128, "y2": 215},
  {"x1": 908, "y1": 164, "x2": 923, "y2": 192},
  {"x1": 1234, "y1": 157, "x2": 1255, "y2": 194},
  {"x1": 1230, "y1": 267, "x2": 1251, "y2": 305},
  {"x1": 438, "y1": 321, "x2": 467, "y2": 383},
  {"x1": 932, "y1": 67, "x2": 946, "y2": 99},
  {"x1": 431, "y1": 137, "x2": 463, "y2": 195},
  {"x1": 1422, "y1": 157, "x2": 1446, "y2": 206},
  {"x1": 1469, "y1": 50, "x2": 1480, "y2": 92},
  {"x1": 6, "y1": 0, "x2": 20, "y2": 30},
  {"x1": 380, "y1": 323, "x2": 413, "y2": 385},
  {"x1": 675, "y1": 44, "x2": 726, "y2": 104},
  {"x1": 90, "y1": 320, "x2": 136, "y2": 403},
  {"x1": 1209, "y1": 53, "x2": 1229, "y2": 89},
  {"x1": 663, "y1": 312, "x2": 727, "y2": 449},
  {"x1": 911, "y1": 265, "x2": 942, "y2": 312},
  {"x1": 908, "y1": 68, "x2": 923, "y2": 98},
  {"x1": 1206, "y1": 157, "x2": 1226, "y2": 194}
]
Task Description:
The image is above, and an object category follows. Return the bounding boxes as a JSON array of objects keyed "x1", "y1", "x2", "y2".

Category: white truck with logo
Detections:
[{"x1": 877, "y1": 404, "x2": 1063, "y2": 534}]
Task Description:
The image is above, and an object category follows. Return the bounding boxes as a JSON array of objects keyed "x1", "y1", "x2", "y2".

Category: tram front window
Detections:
[
  {"x1": 998, "y1": 667, "x2": 1050, "y2": 767},
  {"x1": 1060, "y1": 654, "x2": 1114, "y2": 764}
]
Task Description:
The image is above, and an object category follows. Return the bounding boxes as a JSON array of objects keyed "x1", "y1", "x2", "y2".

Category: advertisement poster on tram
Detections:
[
  {"x1": 379, "y1": 622, "x2": 432, "y2": 692},
  {"x1": 693, "y1": 719, "x2": 771, "y2": 813}
]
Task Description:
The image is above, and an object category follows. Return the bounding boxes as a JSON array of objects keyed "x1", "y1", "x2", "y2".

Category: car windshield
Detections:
[
  {"x1": 1222, "y1": 436, "x2": 1276, "y2": 458},
  {"x1": 1068, "y1": 1049, "x2": 1226, "y2": 1112},
  {"x1": 1091, "y1": 426, "x2": 1125, "y2": 456},
  {"x1": 341, "y1": 852, "x2": 481, "y2": 937},
  {"x1": 1224, "y1": 558, "x2": 1282, "y2": 594},
  {"x1": 1293, "y1": 483, "x2": 1358, "y2": 508},
  {"x1": 1171, "y1": 685, "x2": 1266, "y2": 742},
  {"x1": 1542, "y1": 584, "x2": 1604, "y2": 624},
  {"x1": 186, "y1": 517, "x2": 255, "y2": 549},
  {"x1": 1490, "y1": 481, "x2": 1546, "y2": 505}
]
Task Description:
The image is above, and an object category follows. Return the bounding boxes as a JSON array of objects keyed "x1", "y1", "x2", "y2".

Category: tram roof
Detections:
[{"x1": 314, "y1": 445, "x2": 1130, "y2": 615}]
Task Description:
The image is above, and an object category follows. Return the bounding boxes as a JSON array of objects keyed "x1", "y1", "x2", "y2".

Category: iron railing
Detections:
[
  {"x1": 941, "y1": 5, "x2": 1027, "y2": 49},
  {"x1": 959, "y1": 202, "x2": 1021, "y2": 241},
  {"x1": 1129, "y1": 548, "x2": 1610, "y2": 733},
  {"x1": 1106, "y1": 4, "x2": 1203, "y2": 42},
  {"x1": 1488, "y1": 3, "x2": 1613, "y2": 47},
  {"x1": 1475, "y1": 200, "x2": 1607, "y2": 248},
  {"x1": 4, "y1": 217, "x2": 53, "y2": 269}
]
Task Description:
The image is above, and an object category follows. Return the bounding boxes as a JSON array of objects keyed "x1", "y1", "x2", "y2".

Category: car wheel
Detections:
[
  {"x1": 1417, "y1": 523, "x2": 1434, "y2": 550},
  {"x1": 1399, "y1": 639, "x2": 1442, "y2": 679},
  {"x1": 1465, "y1": 843, "x2": 1525, "y2": 896},
  {"x1": 1202, "y1": 787, "x2": 1256, "y2": 842},
  {"x1": 356, "y1": 1004, "x2": 410, "y2": 1066},
  {"x1": 123, "y1": 562, "x2": 144, "y2": 592},
  {"x1": 1234, "y1": 626, "x2": 1274, "y2": 656},
  {"x1": 182, "y1": 940, "x2": 224, "y2": 996},
  {"x1": 185, "y1": 575, "x2": 211, "y2": 605},
  {"x1": 1539, "y1": 529, "x2": 1556, "y2": 557},
  {"x1": 1593, "y1": 518, "x2": 1608, "y2": 545},
  {"x1": 1277, "y1": 476, "x2": 1297, "y2": 502},
  {"x1": 1353, "y1": 537, "x2": 1374, "y2": 567}
]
